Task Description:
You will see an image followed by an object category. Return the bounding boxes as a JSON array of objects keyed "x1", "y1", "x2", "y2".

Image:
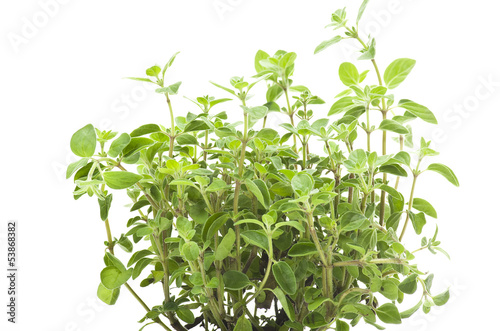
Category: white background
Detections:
[{"x1": 1, "y1": 0, "x2": 499, "y2": 330}]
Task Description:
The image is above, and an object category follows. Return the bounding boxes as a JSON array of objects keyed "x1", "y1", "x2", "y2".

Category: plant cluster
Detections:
[{"x1": 67, "y1": 1, "x2": 458, "y2": 330}]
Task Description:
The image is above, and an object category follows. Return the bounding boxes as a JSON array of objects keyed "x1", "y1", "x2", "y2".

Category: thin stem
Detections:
[
  {"x1": 124, "y1": 284, "x2": 172, "y2": 331},
  {"x1": 379, "y1": 111, "x2": 388, "y2": 225},
  {"x1": 102, "y1": 213, "x2": 171, "y2": 331},
  {"x1": 233, "y1": 107, "x2": 249, "y2": 274},
  {"x1": 394, "y1": 135, "x2": 404, "y2": 190},
  {"x1": 245, "y1": 233, "x2": 273, "y2": 304},
  {"x1": 333, "y1": 258, "x2": 405, "y2": 267},
  {"x1": 399, "y1": 174, "x2": 418, "y2": 241},
  {"x1": 302, "y1": 140, "x2": 307, "y2": 170},
  {"x1": 166, "y1": 94, "x2": 175, "y2": 158},
  {"x1": 306, "y1": 209, "x2": 329, "y2": 267},
  {"x1": 284, "y1": 89, "x2": 298, "y2": 152},
  {"x1": 204, "y1": 129, "x2": 209, "y2": 162},
  {"x1": 366, "y1": 104, "x2": 371, "y2": 151}
]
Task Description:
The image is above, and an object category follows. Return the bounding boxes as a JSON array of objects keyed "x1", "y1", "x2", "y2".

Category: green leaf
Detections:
[
  {"x1": 400, "y1": 300, "x2": 422, "y2": 319},
  {"x1": 240, "y1": 230, "x2": 269, "y2": 252},
  {"x1": 398, "y1": 100, "x2": 437, "y2": 124},
  {"x1": 97, "y1": 283, "x2": 120, "y2": 305},
  {"x1": 412, "y1": 198, "x2": 437, "y2": 218},
  {"x1": 128, "y1": 250, "x2": 154, "y2": 267},
  {"x1": 379, "y1": 184, "x2": 404, "y2": 201},
  {"x1": 182, "y1": 242, "x2": 200, "y2": 261},
  {"x1": 279, "y1": 52, "x2": 297, "y2": 69},
  {"x1": 339, "y1": 62, "x2": 359, "y2": 86},
  {"x1": 130, "y1": 124, "x2": 161, "y2": 137},
  {"x1": 383, "y1": 58, "x2": 416, "y2": 89},
  {"x1": 100, "y1": 266, "x2": 132, "y2": 290},
  {"x1": 98, "y1": 194, "x2": 113, "y2": 221},
  {"x1": 122, "y1": 137, "x2": 154, "y2": 157},
  {"x1": 234, "y1": 315, "x2": 252, "y2": 331},
  {"x1": 108, "y1": 133, "x2": 131, "y2": 157},
  {"x1": 169, "y1": 179, "x2": 197, "y2": 188},
  {"x1": 379, "y1": 119, "x2": 409, "y2": 134},
  {"x1": 357, "y1": 0, "x2": 370, "y2": 23},
  {"x1": 272, "y1": 288, "x2": 295, "y2": 321},
  {"x1": 184, "y1": 120, "x2": 211, "y2": 132},
  {"x1": 379, "y1": 164, "x2": 408, "y2": 177},
  {"x1": 223, "y1": 270, "x2": 250, "y2": 290},
  {"x1": 303, "y1": 312, "x2": 328, "y2": 328},
  {"x1": 157, "y1": 81, "x2": 182, "y2": 95},
  {"x1": 336, "y1": 319, "x2": 350, "y2": 331},
  {"x1": 172, "y1": 307, "x2": 193, "y2": 324},
  {"x1": 202, "y1": 213, "x2": 230, "y2": 242},
  {"x1": 358, "y1": 38, "x2": 376, "y2": 60},
  {"x1": 244, "y1": 179, "x2": 268, "y2": 208},
  {"x1": 146, "y1": 65, "x2": 161, "y2": 77},
  {"x1": 244, "y1": 105, "x2": 268, "y2": 120},
  {"x1": 314, "y1": 36, "x2": 342, "y2": 54},
  {"x1": 206, "y1": 178, "x2": 230, "y2": 193},
  {"x1": 162, "y1": 51, "x2": 180, "y2": 77},
  {"x1": 274, "y1": 221, "x2": 305, "y2": 232},
  {"x1": 132, "y1": 258, "x2": 153, "y2": 280},
  {"x1": 255, "y1": 50, "x2": 270, "y2": 73},
  {"x1": 399, "y1": 274, "x2": 418, "y2": 294},
  {"x1": 410, "y1": 212, "x2": 427, "y2": 235},
  {"x1": 215, "y1": 229, "x2": 235, "y2": 261},
  {"x1": 341, "y1": 212, "x2": 367, "y2": 232},
  {"x1": 376, "y1": 303, "x2": 402, "y2": 324},
  {"x1": 427, "y1": 163, "x2": 459, "y2": 187},
  {"x1": 105, "y1": 252, "x2": 127, "y2": 272},
  {"x1": 70, "y1": 124, "x2": 96, "y2": 157},
  {"x1": 285, "y1": 242, "x2": 315, "y2": 257},
  {"x1": 432, "y1": 289, "x2": 450, "y2": 306},
  {"x1": 291, "y1": 173, "x2": 314, "y2": 196},
  {"x1": 103, "y1": 171, "x2": 143, "y2": 190},
  {"x1": 125, "y1": 77, "x2": 153, "y2": 83},
  {"x1": 272, "y1": 261, "x2": 297, "y2": 295},
  {"x1": 176, "y1": 133, "x2": 199, "y2": 145},
  {"x1": 66, "y1": 158, "x2": 89, "y2": 179},
  {"x1": 380, "y1": 280, "x2": 399, "y2": 300},
  {"x1": 329, "y1": 97, "x2": 355, "y2": 116},
  {"x1": 210, "y1": 81, "x2": 236, "y2": 96},
  {"x1": 424, "y1": 274, "x2": 434, "y2": 292}
]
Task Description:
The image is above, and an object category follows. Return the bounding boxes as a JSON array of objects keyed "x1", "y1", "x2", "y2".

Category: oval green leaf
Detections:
[
  {"x1": 103, "y1": 171, "x2": 143, "y2": 190},
  {"x1": 70, "y1": 124, "x2": 96, "y2": 157},
  {"x1": 272, "y1": 261, "x2": 297, "y2": 295}
]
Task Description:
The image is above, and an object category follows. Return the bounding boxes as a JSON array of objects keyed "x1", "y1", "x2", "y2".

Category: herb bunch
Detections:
[{"x1": 67, "y1": 1, "x2": 458, "y2": 330}]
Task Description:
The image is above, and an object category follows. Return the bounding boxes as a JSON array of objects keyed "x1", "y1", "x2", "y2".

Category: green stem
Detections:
[
  {"x1": 103, "y1": 214, "x2": 171, "y2": 331},
  {"x1": 245, "y1": 232, "x2": 274, "y2": 304},
  {"x1": 399, "y1": 174, "x2": 418, "y2": 241},
  {"x1": 284, "y1": 89, "x2": 298, "y2": 152},
  {"x1": 394, "y1": 134, "x2": 404, "y2": 190},
  {"x1": 124, "y1": 283, "x2": 172, "y2": 331},
  {"x1": 166, "y1": 94, "x2": 175, "y2": 158},
  {"x1": 302, "y1": 140, "x2": 307, "y2": 170},
  {"x1": 366, "y1": 105, "x2": 371, "y2": 151},
  {"x1": 333, "y1": 258, "x2": 405, "y2": 267},
  {"x1": 379, "y1": 111, "x2": 388, "y2": 225},
  {"x1": 204, "y1": 129, "x2": 209, "y2": 162},
  {"x1": 306, "y1": 210, "x2": 329, "y2": 267}
]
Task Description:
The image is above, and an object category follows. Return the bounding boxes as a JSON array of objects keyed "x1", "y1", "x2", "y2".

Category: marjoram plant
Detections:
[{"x1": 67, "y1": 2, "x2": 458, "y2": 331}]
